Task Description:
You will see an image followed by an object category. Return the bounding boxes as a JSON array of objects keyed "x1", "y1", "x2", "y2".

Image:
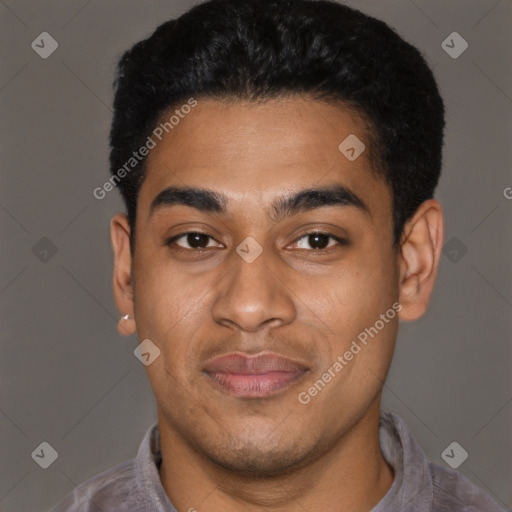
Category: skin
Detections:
[{"x1": 111, "y1": 96, "x2": 444, "y2": 511}]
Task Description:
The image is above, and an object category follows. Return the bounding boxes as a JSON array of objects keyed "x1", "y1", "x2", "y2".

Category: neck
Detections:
[{"x1": 158, "y1": 399, "x2": 393, "y2": 512}]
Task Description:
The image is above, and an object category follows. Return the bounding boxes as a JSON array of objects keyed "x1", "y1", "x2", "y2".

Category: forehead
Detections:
[{"x1": 138, "y1": 97, "x2": 389, "y2": 214}]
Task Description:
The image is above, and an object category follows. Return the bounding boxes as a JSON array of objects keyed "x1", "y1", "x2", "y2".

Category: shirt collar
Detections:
[
  {"x1": 136, "y1": 421, "x2": 177, "y2": 512},
  {"x1": 135, "y1": 410, "x2": 433, "y2": 512},
  {"x1": 372, "y1": 410, "x2": 433, "y2": 511}
]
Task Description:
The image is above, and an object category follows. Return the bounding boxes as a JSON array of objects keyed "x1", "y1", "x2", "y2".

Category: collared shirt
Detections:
[{"x1": 47, "y1": 411, "x2": 506, "y2": 511}]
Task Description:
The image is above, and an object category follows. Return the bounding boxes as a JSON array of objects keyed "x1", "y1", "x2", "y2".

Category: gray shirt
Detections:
[{"x1": 47, "y1": 411, "x2": 506, "y2": 511}]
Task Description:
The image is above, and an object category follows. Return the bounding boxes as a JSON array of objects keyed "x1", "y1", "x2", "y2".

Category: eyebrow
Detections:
[{"x1": 149, "y1": 184, "x2": 369, "y2": 220}]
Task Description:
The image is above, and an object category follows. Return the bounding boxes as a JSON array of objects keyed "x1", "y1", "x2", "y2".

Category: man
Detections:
[{"x1": 49, "y1": 0, "x2": 506, "y2": 510}]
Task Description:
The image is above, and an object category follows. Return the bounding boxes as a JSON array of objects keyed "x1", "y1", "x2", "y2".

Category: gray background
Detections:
[{"x1": 0, "y1": 0, "x2": 511, "y2": 511}]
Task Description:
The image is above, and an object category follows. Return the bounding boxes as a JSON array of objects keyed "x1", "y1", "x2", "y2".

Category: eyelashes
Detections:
[
  {"x1": 167, "y1": 232, "x2": 222, "y2": 250},
  {"x1": 166, "y1": 230, "x2": 349, "y2": 253},
  {"x1": 289, "y1": 231, "x2": 348, "y2": 251}
]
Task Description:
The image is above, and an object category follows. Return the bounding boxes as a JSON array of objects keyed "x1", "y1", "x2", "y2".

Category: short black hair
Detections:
[{"x1": 109, "y1": 0, "x2": 445, "y2": 251}]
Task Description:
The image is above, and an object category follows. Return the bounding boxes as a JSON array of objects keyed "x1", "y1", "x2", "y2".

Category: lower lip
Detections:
[{"x1": 205, "y1": 371, "x2": 306, "y2": 398}]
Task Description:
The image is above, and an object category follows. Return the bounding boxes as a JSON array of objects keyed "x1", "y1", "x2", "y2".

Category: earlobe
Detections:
[
  {"x1": 398, "y1": 199, "x2": 444, "y2": 322},
  {"x1": 117, "y1": 314, "x2": 137, "y2": 336},
  {"x1": 110, "y1": 213, "x2": 137, "y2": 335}
]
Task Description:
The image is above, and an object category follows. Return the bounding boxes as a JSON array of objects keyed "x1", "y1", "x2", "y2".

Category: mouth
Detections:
[{"x1": 203, "y1": 351, "x2": 309, "y2": 398}]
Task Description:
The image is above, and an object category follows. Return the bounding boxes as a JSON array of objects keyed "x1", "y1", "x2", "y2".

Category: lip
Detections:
[{"x1": 203, "y1": 352, "x2": 309, "y2": 398}]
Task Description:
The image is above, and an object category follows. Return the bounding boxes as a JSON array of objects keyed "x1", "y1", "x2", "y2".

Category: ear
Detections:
[
  {"x1": 398, "y1": 199, "x2": 444, "y2": 322},
  {"x1": 110, "y1": 213, "x2": 136, "y2": 335}
]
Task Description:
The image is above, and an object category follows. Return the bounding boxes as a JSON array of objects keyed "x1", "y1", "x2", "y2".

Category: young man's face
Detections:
[{"x1": 112, "y1": 97, "x2": 439, "y2": 475}]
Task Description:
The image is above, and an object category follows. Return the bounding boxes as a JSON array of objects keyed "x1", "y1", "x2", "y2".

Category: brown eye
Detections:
[
  {"x1": 292, "y1": 232, "x2": 345, "y2": 250},
  {"x1": 306, "y1": 233, "x2": 331, "y2": 249},
  {"x1": 168, "y1": 232, "x2": 222, "y2": 250}
]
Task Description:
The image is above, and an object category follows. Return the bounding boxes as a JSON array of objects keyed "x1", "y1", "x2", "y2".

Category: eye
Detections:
[
  {"x1": 166, "y1": 231, "x2": 346, "y2": 252},
  {"x1": 290, "y1": 231, "x2": 346, "y2": 250},
  {"x1": 168, "y1": 232, "x2": 223, "y2": 250}
]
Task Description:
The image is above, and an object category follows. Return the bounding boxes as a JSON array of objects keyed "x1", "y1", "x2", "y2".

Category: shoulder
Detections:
[
  {"x1": 429, "y1": 462, "x2": 506, "y2": 512},
  {"x1": 378, "y1": 411, "x2": 506, "y2": 512},
  {"x1": 46, "y1": 458, "x2": 144, "y2": 512}
]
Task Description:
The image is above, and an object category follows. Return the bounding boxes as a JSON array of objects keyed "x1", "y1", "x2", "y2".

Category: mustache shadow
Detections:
[{"x1": 195, "y1": 329, "x2": 320, "y2": 369}]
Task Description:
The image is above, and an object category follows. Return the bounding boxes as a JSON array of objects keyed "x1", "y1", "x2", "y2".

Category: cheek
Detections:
[
  {"x1": 310, "y1": 258, "x2": 395, "y2": 319},
  {"x1": 133, "y1": 258, "x2": 208, "y2": 360},
  {"x1": 300, "y1": 249, "x2": 398, "y2": 360},
  {"x1": 136, "y1": 247, "x2": 192, "y2": 311}
]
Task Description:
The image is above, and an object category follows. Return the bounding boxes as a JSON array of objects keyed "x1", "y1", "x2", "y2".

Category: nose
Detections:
[{"x1": 211, "y1": 247, "x2": 296, "y2": 333}]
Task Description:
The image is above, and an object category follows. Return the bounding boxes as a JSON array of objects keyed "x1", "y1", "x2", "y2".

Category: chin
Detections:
[
  {"x1": 195, "y1": 424, "x2": 322, "y2": 477},
  {"x1": 205, "y1": 442, "x2": 310, "y2": 477}
]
